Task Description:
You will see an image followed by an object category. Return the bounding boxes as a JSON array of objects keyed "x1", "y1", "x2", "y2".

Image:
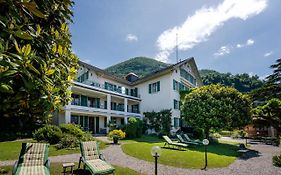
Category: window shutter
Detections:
[
  {"x1": 135, "y1": 88, "x2": 138, "y2": 97},
  {"x1": 157, "y1": 81, "x2": 160, "y2": 91},
  {"x1": 96, "y1": 98, "x2": 100, "y2": 108},
  {"x1": 149, "y1": 84, "x2": 152, "y2": 93},
  {"x1": 173, "y1": 80, "x2": 175, "y2": 90}
]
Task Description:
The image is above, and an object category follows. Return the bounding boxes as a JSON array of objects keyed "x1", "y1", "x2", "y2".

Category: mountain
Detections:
[{"x1": 105, "y1": 57, "x2": 169, "y2": 78}]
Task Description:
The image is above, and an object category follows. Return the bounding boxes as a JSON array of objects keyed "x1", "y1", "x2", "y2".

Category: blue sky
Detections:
[{"x1": 70, "y1": 0, "x2": 281, "y2": 78}]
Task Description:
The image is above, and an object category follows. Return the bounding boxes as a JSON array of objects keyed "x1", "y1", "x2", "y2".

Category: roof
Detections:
[{"x1": 78, "y1": 57, "x2": 203, "y2": 86}]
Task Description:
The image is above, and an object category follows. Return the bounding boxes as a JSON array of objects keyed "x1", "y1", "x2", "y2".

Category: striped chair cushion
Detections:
[
  {"x1": 85, "y1": 159, "x2": 115, "y2": 174},
  {"x1": 80, "y1": 141, "x2": 100, "y2": 160},
  {"x1": 15, "y1": 165, "x2": 50, "y2": 175},
  {"x1": 20, "y1": 143, "x2": 48, "y2": 166}
]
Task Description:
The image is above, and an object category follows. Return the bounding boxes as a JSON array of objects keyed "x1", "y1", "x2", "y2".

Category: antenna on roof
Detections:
[{"x1": 176, "y1": 33, "x2": 179, "y2": 63}]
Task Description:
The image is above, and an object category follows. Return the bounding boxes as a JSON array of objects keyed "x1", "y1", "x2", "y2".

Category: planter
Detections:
[{"x1": 113, "y1": 137, "x2": 119, "y2": 144}]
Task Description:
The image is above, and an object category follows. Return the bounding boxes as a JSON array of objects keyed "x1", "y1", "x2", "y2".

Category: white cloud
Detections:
[
  {"x1": 126, "y1": 34, "x2": 138, "y2": 42},
  {"x1": 214, "y1": 45, "x2": 232, "y2": 56},
  {"x1": 215, "y1": 38, "x2": 255, "y2": 57},
  {"x1": 155, "y1": 0, "x2": 267, "y2": 62},
  {"x1": 236, "y1": 39, "x2": 255, "y2": 48},
  {"x1": 246, "y1": 39, "x2": 255, "y2": 46},
  {"x1": 264, "y1": 51, "x2": 273, "y2": 57}
]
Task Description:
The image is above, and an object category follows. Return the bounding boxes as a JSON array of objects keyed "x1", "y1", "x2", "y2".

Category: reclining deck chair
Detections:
[
  {"x1": 163, "y1": 136, "x2": 188, "y2": 150},
  {"x1": 12, "y1": 143, "x2": 50, "y2": 175},
  {"x1": 79, "y1": 141, "x2": 115, "y2": 175},
  {"x1": 176, "y1": 134, "x2": 199, "y2": 146},
  {"x1": 183, "y1": 134, "x2": 203, "y2": 145}
]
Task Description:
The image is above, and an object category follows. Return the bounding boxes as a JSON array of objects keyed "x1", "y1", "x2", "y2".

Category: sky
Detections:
[{"x1": 70, "y1": 0, "x2": 281, "y2": 78}]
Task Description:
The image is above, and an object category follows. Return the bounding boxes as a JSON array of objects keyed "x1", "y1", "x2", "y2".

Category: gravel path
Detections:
[{"x1": 1, "y1": 137, "x2": 280, "y2": 175}]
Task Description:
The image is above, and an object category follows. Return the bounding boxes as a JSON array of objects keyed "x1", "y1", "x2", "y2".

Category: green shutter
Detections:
[
  {"x1": 81, "y1": 95, "x2": 88, "y2": 106},
  {"x1": 135, "y1": 88, "x2": 138, "y2": 97},
  {"x1": 96, "y1": 98, "x2": 100, "y2": 108},
  {"x1": 173, "y1": 80, "x2": 176, "y2": 90},
  {"x1": 149, "y1": 84, "x2": 152, "y2": 94},
  {"x1": 157, "y1": 81, "x2": 160, "y2": 92}
]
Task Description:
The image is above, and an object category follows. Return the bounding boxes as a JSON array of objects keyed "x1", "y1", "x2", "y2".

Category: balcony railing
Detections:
[{"x1": 75, "y1": 80, "x2": 140, "y2": 98}]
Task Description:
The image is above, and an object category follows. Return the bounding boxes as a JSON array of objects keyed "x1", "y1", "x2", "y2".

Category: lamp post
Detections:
[
  {"x1": 151, "y1": 146, "x2": 161, "y2": 175},
  {"x1": 202, "y1": 139, "x2": 209, "y2": 170}
]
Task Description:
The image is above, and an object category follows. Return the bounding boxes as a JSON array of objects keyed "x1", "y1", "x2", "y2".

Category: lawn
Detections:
[
  {"x1": 122, "y1": 136, "x2": 240, "y2": 169},
  {"x1": 0, "y1": 163, "x2": 142, "y2": 175},
  {"x1": 0, "y1": 139, "x2": 107, "y2": 161}
]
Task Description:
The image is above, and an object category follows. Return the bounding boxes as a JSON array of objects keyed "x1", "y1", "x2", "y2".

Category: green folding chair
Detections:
[{"x1": 12, "y1": 143, "x2": 50, "y2": 175}]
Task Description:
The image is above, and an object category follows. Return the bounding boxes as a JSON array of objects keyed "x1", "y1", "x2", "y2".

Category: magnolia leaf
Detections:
[
  {"x1": 24, "y1": 44, "x2": 31, "y2": 56},
  {"x1": 22, "y1": 2, "x2": 46, "y2": 19},
  {"x1": 27, "y1": 63, "x2": 40, "y2": 75},
  {"x1": 46, "y1": 69, "x2": 55, "y2": 75},
  {"x1": 57, "y1": 45, "x2": 63, "y2": 55},
  {"x1": 0, "y1": 70, "x2": 18, "y2": 78},
  {"x1": 14, "y1": 40, "x2": 21, "y2": 54},
  {"x1": 0, "y1": 84, "x2": 13, "y2": 93},
  {"x1": 15, "y1": 31, "x2": 33, "y2": 40}
]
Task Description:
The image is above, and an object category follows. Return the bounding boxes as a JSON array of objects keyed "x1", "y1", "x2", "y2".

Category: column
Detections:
[
  {"x1": 124, "y1": 98, "x2": 128, "y2": 112},
  {"x1": 106, "y1": 115, "x2": 111, "y2": 133},
  {"x1": 107, "y1": 94, "x2": 111, "y2": 111},
  {"x1": 124, "y1": 116, "x2": 128, "y2": 124},
  {"x1": 65, "y1": 111, "x2": 71, "y2": 124}
]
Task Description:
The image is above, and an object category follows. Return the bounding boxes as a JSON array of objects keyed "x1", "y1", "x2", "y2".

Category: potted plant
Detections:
[{"x1": 108, "y1": 129, "x2": 126, "y2": 144}]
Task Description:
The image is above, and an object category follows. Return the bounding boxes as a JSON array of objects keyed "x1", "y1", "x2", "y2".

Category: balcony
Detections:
[{"x1": 75, "y1": 80, "x2": 140, "y2": 98}]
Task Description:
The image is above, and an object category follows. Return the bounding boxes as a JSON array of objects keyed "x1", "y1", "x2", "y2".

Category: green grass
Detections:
[
  {"x1": 0, "y1": 139, "x2": 107, "y2": 161},
  {"x1": 0, "y1": 163, "x2": 142, "y2": 175},
  {"x1": 122, "y1": 136, "x2": 240, "y2": 169}
]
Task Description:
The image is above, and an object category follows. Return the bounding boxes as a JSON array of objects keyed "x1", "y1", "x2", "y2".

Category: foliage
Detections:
[
  {"x1": 219, "y1": 130, "x2": 233, "y2": 137},
  {"x1": 108, "y1": 129, "x2": 126, "y2": 139},
  {"x1": 252, "y1": 98, "x2": 281, "y2": 134},
  {"x1": 136, "y1": 118, "x2": 144, "y2": 137},
  {"x1": 181, "y1": 84, "x2": 252, "y2": 138},
  {"x1": 59, "y1": 124, "x2": 84, "y2": 139},
  {"x1": 125, "y1": 117, "x2": 138, "y2": 138},
  {"x1": 33, "y1": 124, "x2": 93, "y2": 148},
  {"x1": 105, "y1": 57, "x2": 169, "y2": 78},
  {"x1": 0, "y1": 0, "x2": 78, "y2": 132},
  {"x1": 230, "y1": 130, "x2": 247, "y2": 139},
  {"x1": 211, "y1": 133, "x2": 222, "y2": 138},
  {"x1": 33, "y1": 125, "x2": 62, "y2": 144},
  {"x1": 143, "y1": 109, "x2": 172, "y2": 135},
  {"x1": 273, "y1": 154, "x2": 281, "y2": 167},
  {"x1": 200, "y1": 69, "x2": 264, "y2": 93}
]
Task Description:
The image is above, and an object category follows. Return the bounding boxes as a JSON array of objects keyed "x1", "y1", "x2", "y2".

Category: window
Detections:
[
  {"x1": 149, "y1": 81, "x2": 160, "y2": 94},
  {"x1": 71, "y1": 115, "x2": 79, "y2": 124},
  {"x1": 71, "y1": 94, "x2": 80, "y2": 105},
  {"x1": 174, "y1": 118, "x2": 179, "y2": 128},
  {"x1": 174, "y1": 99, "x2": 180, "y2": 109},
  {"x1": 180, "y1": 68, "x2": 196, "y2": 85}
]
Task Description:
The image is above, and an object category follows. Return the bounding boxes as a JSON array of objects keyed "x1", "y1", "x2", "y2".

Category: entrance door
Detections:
[
  {"x1": 89, "y1": 117, "x2": 95, "y2": 133},
  {"x1": 95, "y1": 117, "x2": 99, "y2": 134}
]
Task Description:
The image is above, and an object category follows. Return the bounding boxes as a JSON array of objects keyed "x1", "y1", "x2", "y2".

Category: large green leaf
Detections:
[
  {"x1": 14, "y1": 31, "x2": 33, "y2": 40},
  {"x1": 21, "y1": 2, "x2": 46, "y2": 19},
  {"x1": 0, "y1": 84, "x2": 14, "y2": 93}
]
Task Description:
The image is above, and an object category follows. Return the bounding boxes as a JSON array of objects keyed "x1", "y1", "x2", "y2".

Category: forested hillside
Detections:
[
  {"x1": 105, "y1": 57, "x2": 169, "y2": 78},
  {"x1": 199, "y1": 69, "x2": 264, "y2": 92}
]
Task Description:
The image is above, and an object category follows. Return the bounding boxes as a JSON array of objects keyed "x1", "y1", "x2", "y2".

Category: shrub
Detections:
[
  {"x1": 193, "y1": 128, "x2": 204, "y2": 140},
  {"x1": 59, "y1": 124, "x2": 84, "y2": 138},
  {"x1": 108, "y1": 129, "x2": 126, "y2": 139},
  {"x1": 231, "y1": 130, "x2": 247, "y2": 139},
  {"x1": 136, "y1": 118, "x2": 143, "y2": 138},
  {"x1": 212, "y1": 133, "x2": 222, "y2": 138},
  {"x1": 126, "y1": 117, "x2": 138, "y2": 138},
  {"x1": 273, "y1": 154, "x2": 281, "y2": 167},
  {"x1": 33, "y1": 125, "x2": 62, "y2": 144},
  {"x1": 56, "y1": 134, "x2": 79, "y2": 149},
  {"x1": 219, "y1": 130, "x2": 233, "y2": 137}
]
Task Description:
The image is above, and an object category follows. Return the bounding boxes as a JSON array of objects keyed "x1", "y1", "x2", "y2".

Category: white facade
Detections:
[{"x1": 56, "y1": 57, "x2": 202, "y2": 134}]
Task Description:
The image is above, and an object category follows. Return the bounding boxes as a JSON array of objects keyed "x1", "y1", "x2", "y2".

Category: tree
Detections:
[
  {"x1": 200, "y1": 69, "x2": 264, "y2": 93},
  {"x1": 181, "y1": 84, "x2": 252, "y2": 138},
  {"x1": 252, "y1": 98, "x2": 281, "y2": 135},
  {"x1": 0, "y1": 0, "x2": 78, "y2": 132}
]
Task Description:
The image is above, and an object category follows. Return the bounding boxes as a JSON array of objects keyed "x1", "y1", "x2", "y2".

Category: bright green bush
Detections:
[
  {"x1": 33, "y1": 125, "x2": 62, "y2": 144},
  {"x1": 219, "y1": 130, "x2": 233, "y2": 137},
  {"x1": 273, "y1": 154, "x2": 281, "y2": 167},
  {"x1": 56, "y1": 134, "x2": 79, "y2": 149},
  {"x1": 108, "y1": 129, "x2": 126, "y2": 139},
  {"x1": 59, "y1": 124, "x2": 84, "y2": 139},
  {"x1": 126, "y1": 117, "x2": 138, "y2": 138},
  {"x1": 212, "y1": 133, "x2": 222, "y2": 138}
]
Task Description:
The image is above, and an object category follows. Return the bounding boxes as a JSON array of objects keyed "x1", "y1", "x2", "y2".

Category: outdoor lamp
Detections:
[
  {"x1": 202, "y1": 139, "x2": 209, "y2": 170},
  {"x1": 151, "y1": 146, "x2": 161, "y2": 175}
]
